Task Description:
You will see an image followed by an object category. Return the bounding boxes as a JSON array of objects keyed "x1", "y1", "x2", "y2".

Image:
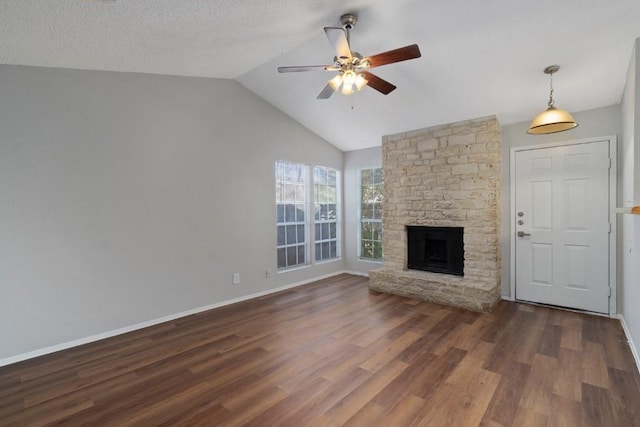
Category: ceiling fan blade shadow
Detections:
[
  {"x1": 361, "y1": 71, "x2": 396, "y2": 95},
  {"x1": 317, "y1": 83, "x2": 337, "y2": 99},
  {"x1": 365, "y1": 44, "x2": 421, "y2": 68},
  {"x1": 324, "y1": 27, "x2": 352, "y2": 61},
  {"x1": 278, "y1": 65, "x2": 337, "y2": 73}
]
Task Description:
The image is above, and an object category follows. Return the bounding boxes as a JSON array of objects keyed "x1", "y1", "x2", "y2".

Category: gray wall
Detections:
[
  {"x1": 0, "y1": 64, "x2": 344, "y2": 361},
  {"x1": 500, "y1": 105, "x2": 622, "y2": 297},
  {"x1": 343, "y1": 146, "x2": 383, "y2": 274},
  {"x1": 620, "y1": 39, "x2": 640, "y2": 360}
]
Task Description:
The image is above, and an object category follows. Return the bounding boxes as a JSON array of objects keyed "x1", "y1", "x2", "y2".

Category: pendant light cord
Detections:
[{"x1": 548, "y1": 72, "x2": 555, "y2": 108}]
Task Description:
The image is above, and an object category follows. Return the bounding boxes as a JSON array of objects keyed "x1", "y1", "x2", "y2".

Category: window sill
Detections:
[
  {"x1": 277, "y1": 264, "x2": 310, "y2": 274},
  {"x1": 314, "y1": 257, "x2": 342, "y2": 265},
  {"x1": 358, "y1": 258, "x2": 383, "y2": 264}
]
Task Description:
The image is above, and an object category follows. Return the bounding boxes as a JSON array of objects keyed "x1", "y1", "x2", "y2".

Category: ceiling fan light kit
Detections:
[
  {"x1": 527, "y1": 65, "x2": 578, "y2": 135},
  {"x1": 277, "y1": 13, "x2": 421, "y2": 99}
]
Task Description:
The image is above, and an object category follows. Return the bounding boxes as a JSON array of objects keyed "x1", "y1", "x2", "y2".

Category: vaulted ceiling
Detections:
[{"x1": 2, "y1": 0, "x2": 640, "y2": 151}]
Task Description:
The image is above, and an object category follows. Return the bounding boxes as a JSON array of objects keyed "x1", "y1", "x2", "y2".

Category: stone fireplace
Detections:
[{"x1": 369, "y1": 116, "x2": 501, "y2": 312}]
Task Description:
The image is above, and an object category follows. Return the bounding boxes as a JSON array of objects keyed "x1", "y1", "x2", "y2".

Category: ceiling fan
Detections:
[{"x1": 277, "y1": 13, "x2": 421, "y2": 99}]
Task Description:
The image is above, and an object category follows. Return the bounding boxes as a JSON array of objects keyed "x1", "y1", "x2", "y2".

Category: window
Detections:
[
  {"x1": 314, "y1": 166, "x2": 339, "y2": 262},
  {"x1": 360, "y1": 168, "x2": 383, "y2": 260},
  {"x1": 276, "y1": 161, "x2": 308, "y2": 269},
  {"x1": 275, "y1": 161, "x2": 341, "y2": 270}
]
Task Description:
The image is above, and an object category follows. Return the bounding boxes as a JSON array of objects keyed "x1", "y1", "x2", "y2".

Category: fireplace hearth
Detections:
[{"x1": 407, "y1": 226, "x2": 464, "y2": 276}]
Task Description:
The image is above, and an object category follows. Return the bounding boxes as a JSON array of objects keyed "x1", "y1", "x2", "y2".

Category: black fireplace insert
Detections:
[{"x1": 406, "y1": 226, "x2": 464, "y2": 276}]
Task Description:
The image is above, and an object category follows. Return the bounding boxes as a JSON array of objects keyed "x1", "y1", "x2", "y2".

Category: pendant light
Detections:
[{"x1": 527, "y1": 65, "x2": 578, "y2": 135}]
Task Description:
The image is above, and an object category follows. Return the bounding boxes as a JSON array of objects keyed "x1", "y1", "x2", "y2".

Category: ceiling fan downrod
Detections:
[{"x1": 340, "y1": 14, "x2": 357, "y2": 47}]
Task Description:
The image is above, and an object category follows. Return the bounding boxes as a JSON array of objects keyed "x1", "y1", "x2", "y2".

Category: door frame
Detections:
[{"x1": 509, "y1": 135, "x2": 617, "y2": 314}]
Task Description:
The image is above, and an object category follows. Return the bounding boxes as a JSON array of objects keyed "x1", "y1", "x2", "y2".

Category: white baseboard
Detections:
[
  {"x1": 0, "y1": 271, "x2": 351, "y2": 368},
  {"x1": 615, "y1": 314, "x2": 640, "y2": 374}
]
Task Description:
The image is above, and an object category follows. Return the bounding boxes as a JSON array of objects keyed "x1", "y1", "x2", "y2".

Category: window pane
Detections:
[
  {"x1": 318, "y1": 167, "x2": 327, "y2": 183},
  {"x1": 373, "y1": 222, "x2": 383, "y2": 240},
  {"x1": 295, "y1": 184, "x2": 305, "y2": 202},
  {"x1": 361, "y1": 169, "x2": 373, "y2": 185},
  {"x1": 277, "y1": 226, "x2": 285, "y2": 246},
  {"x1": 361, "y1": 241, "x2": 371, "y2": 259},
  {"x1": 328, "y1": 170, "x2": 336, "y2": 186},
  {"x1": 287, "y1": 247, "x2": 297, "y2": 266},
  {"x1": 284, "y1": 185, "x2": 295, "y2": 202},
  {"x1": 322, "y1": 242, "x2": 330, "y2": 259},
  {"x1": 276, "y1": 204, "x2": 285, "y2": 223},
  {"x1": 277, "y1": 248, "x2": 286, "y2": 268},
  {"x1": 319, "y1": 204, "x2": 328, "y2": 220},
  {"x1": 297, "y1": 245, "x2": 305, "y2": 264},
  {"x1": 330, "y1": 222, "x2": 336, "y2": 239},
  {"x1": 373, "y1": 242, "x2": 383, "y2": 259},
  {"x1": 315, "y1": 223, "x2": 321, "y2": 241},
  {"x1": 362, "y1": 222, "x2": 372, "y2": 240},
  {"x1": 374, "y1": 168, "x2": 383, "y2": 184},
  {"x1": 362, "y1": 203, "x2": 373, "y2": 220},
  {"x1": 373, "y1": 203, "x2": 382, "y2": 220},
  {"x1": 330, "y1": 241, "x2": 337, "y2": 258},
  {"x1": 328, "y1": 186, "x2": 336, "y2": 202},
  {"x1": 328, "y1": 203, "x2": 336, "y2": 220},
  {"x1": 285, "y1": 204, "x2": 295, "y2": 222},
  {"x1": 315, "y1": 243, "x2": 321, "y2": 261},
  {"x1": 322, "y1": 223, "x2": 329, "y2": 240},
  {"x1": 296, "y1": 204, "x2": 305, "y2": 222},
  {"x1": 297, "y1": 225, "x2": 305, "y2": 243},
  {"x1": 285, "y1": 163, "x2": 295, "y2": 182},
  {"x1": 286, "y1": 225, "x2": 297, "y2": 244}
]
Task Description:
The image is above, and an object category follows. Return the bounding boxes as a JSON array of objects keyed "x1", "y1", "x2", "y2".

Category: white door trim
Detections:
[{"x1": 509, "y1": 135, "x2": 617, "y2": 314}]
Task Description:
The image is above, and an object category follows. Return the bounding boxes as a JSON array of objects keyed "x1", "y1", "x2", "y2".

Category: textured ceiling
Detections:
[{"x1": 2, "y1": 0, "x2": 640, "y2": 151}]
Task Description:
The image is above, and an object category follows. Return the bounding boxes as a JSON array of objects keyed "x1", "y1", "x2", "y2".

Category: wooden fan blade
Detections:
[
  {"x1": 365, "y1": 44, "x2": 421, "y2": 68},
  {"x1": 317, "y1": 83, "x2": 337, "y2": 100},
  {"x1": 324, "y1": 27, "x2": 352, "y2": 61},
  {"x1": 278, "y1": 65, "x2": 337, "y2": 73},
  {"x1": 360, "y1": 71, "x2": 397, "y2": 95}
]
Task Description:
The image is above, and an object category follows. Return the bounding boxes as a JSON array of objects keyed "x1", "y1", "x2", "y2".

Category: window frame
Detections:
[
  {"x1": 358, "y1": 167, "x2": 384, "y2": 262},
  {"x1": 275, "y1": 160, "x2": 311, "y2": 271},
  {"x1": 313, "y1": 165, "x2": 341, "y2": 263}
]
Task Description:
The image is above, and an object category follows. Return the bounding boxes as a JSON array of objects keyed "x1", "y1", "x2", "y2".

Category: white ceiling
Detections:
[{"x1": 2, "y1": 0, "x2": 640, "y2": 151}]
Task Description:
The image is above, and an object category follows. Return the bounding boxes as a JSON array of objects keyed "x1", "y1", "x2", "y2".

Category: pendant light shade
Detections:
[
  {"x1": 527, "y1": 65, "x2": 578, "y2": 135},
  {"x1": 528, "y1": 106, "x2": 578, "y2": 134}
]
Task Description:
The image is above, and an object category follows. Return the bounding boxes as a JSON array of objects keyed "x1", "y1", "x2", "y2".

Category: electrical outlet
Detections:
[
  {"x1": 265, "y1": 269, "x2": 272, "y2": 278},
  {"x1": 233, "y1": 273, "x2": 240, "y2": 284}
]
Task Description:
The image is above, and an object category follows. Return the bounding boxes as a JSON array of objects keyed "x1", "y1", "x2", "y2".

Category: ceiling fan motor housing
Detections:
[{"x1": 340, "y1": 13, "x2": 357, "y2": 30}]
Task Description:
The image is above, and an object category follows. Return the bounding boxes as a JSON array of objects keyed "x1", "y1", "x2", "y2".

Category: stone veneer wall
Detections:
[{"x1": 369, "y1": 115, "x2": 502, "y2": 312}]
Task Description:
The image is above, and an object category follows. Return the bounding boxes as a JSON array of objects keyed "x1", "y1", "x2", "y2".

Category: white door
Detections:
[{"x1": 514, "y1": 141, "x2": 611, "y2": 313}]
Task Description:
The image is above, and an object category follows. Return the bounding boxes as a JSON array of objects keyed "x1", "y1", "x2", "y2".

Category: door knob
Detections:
[{"x1": 517, "y1": 231, "x2": 531, "y2": 237}]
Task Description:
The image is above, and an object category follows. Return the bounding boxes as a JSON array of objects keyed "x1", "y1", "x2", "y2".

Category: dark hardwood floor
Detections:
[{"x1": 1, "y1": 273, "x2": 639, "y2": 426}]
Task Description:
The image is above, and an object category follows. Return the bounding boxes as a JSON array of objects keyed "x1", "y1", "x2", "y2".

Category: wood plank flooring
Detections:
[{"x1": 1, "y1": 273, "x2": 639, "y2": 426}]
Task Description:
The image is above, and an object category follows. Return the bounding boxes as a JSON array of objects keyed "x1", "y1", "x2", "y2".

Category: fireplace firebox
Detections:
[{"x1": 406, "y1": 226, "x2": 464, "y2": 276}]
